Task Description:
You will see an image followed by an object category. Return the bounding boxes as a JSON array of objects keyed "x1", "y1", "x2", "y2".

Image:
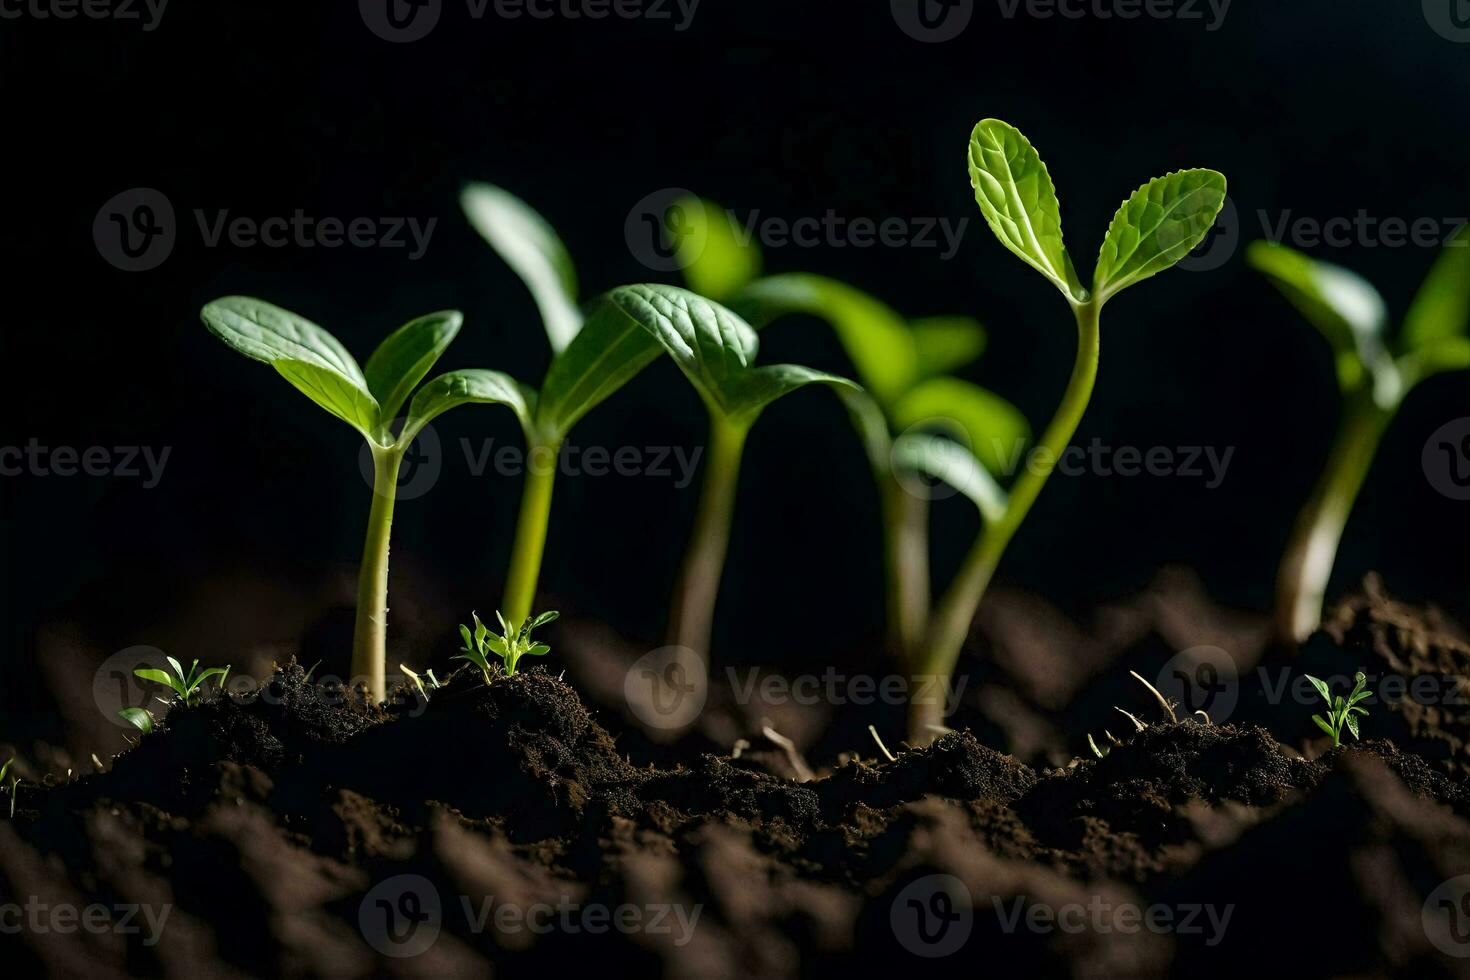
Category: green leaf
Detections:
[
  {"x1": 889, "y1": 377, "x2": 1029, "y2": 477},
  {"x1": 968, "y1": 119, "x2": 1084, "y2": 301},
  {"x1": 473, "y1": 612, "x2": 489, "y2": 647},
  {"x1": 134, "y1": 667, "x2": 182, "y2": 696},
  {"x1": 165, "y1": 656, "x2": 185, "y2": 680},
  {"x1": 195, "y1": 667, "x2": 230, "y2": 689},
  {"x1": 910, "y1": 316, "x2": 987, "y2": 379},
  {"x1": 1246, "y1": 241, "x2": 1398, "y2": 400},
  {"x1": 118, "y1": 708, "x2": 154, "y2": 734},
  {"x1": 402, "y1": 369, "x2": 537, "y2": 446},
  {"x1": 1401, "y1": 224, "x2": 1470, "y2": 352},
  {"x1": 671, "y1": 195, "x2": 762, "y2": 302},
  {"x1": 526, "y1": 643, "x2": 551, "y2": 657},
  {"x1": 461, "y1": 183, "x2": 582, "y2": 353},
  {"x1": 1349, "y1": 705, "x2": 1369, "y2": 716},
  {"x1": 364, "y1": 311, "x2": 463, "y2": 421},
  {"x1": 535, "y1": 292, "x2": 666, "y2": 442},
  {"x1": 605, "y1": 284, "x2": 757, "y2": 413},
  {"x1": 1311, "y1": 714, "x2": 1337, "y2": 738},
  {"x1": 0, "y1": 758, "x2": 9, "y2": 782},
  {"x1": 484, "y1": 634, "x2": 509, "y2": 657},
  {"x1": 459, "y1": 624, "x2": 474, "y2": 651},
  {"x1": 273, "y1": 359, "x2": 383, "y2": 441},
  {"x1": 1344, "y1": 713, "x2": 1361, "y2": 740},
  {"x1": 729, "y1": 274, "x2": 918, "y2": 406},
  {"x1": 891, "y1": 432, "x2": 1009, "y2": 523},
  {"x1": 1305, "y1": 674, "x2": 1332, "y2": 704},
  {"x1": 1093, "y1": 170, "x2": 1228, "y2": 302},
  {"x1": 201, "y1": 297, "x2": 367, "y2": 385},
  {"x1": 1351, "y1": 672, "x2": 1368, "y2": 697},
  {"x1": 453, "y1": 648, "x2": 492, "y2": 676},
  {"x1": 726, "y1": 364, "x2": 861, "y2": 427},
  {"x1": 528, "y1": 610, "x2": 560, "y2": 629}
]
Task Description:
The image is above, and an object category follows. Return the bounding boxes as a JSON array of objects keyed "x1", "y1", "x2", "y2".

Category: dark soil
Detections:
[{"x1": 4, "y1": 583, "x2": 1470, "y2": 978}]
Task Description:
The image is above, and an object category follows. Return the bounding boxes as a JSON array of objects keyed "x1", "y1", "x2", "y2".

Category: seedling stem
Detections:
[
  {"x1": 352, "y1": 443, "x2": 404, "y2": 699},
  {"x1": 502, "y1": 444, "x2": 559, "y2": 625},
  {"x1": 669, "y1": 416, "x2": 750, "y2": 656}
]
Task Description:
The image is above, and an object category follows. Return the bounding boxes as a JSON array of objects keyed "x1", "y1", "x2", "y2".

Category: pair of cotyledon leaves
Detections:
[
  {"x1": 202, "y1": 282, "x2": 857, "y2": 456},
  {"x1": 1248, "y1": 226, "x2": 1470, "y2": 409}
]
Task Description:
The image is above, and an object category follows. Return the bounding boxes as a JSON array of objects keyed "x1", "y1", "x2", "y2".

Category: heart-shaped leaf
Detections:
[
  {"x1": 403, "y1": 369, "x2": 537, "y2": 446},
  {"x1": 730, "y1": 273, "x2": 918, "y2": 406},
  {"x1": 1093, "y1": 169, "x2": 1228, "y2": 302},
  {"x1": 968, "y1": 119, "x2": 1084, "y2": 302},
  {"x1": 364, "y1": 311, "x2": 463, "y2": 421},
  {"x1": 671, "y1": 195, "x2": 763, "y2": 302},
  {"x1": 461, "y1": 183, "x2": 583, "y2": 353}
]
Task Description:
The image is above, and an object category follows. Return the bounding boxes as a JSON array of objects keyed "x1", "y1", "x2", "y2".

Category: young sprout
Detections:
[
  {"x1": 134, "y1": 657, "x2": 230, "y2": 707},
  {"x1": 1, "y1": 757, "x2": 18, "y2": 819},
  {"x1": 463, "y1": 186, "x2": 860, "y2": 662},
  {"x1": 118, "y1": 707, "x2": 155, "y2": 734},
  {"x1": 456, "y1": 610, "x2": 559, "y2": 680},
  {"x1": 890, "y1": 119, "x2": 1226, "y2": 741},
  {"x1": 400, "y1": 663, "x2": 443, "y2": 700},
  {"x1": 669, "y1": 197, "x2": 1025, "y2": 668},
  {"x1": 1306, "y1": 671, "x2": 1373, "y2": 747},
  {"x1": 1248, "y1": 230, "x2": 1470, "y2": 644},
  {"x1": 202, "y1": 298, "x2": 531, "y2": 702}
]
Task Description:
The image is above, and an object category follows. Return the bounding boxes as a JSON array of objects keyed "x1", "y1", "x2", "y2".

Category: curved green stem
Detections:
[
  {"x1": 502, "y1": 441, "x2": 560, "y2": 625},
  {"x1": 882, "y1": 472, "x2": 931, "y2": 661},
  {"x1": 668, "y1": 416, "x2": 750, "y2": 659},
  {"x1": 910, "y1": 300, "x2": 1102, "y2": 740},
  {"x1": 1273, "y1": 391, "x2": 1392, "y2": 645},
  {"x1": 352, "y1": 444, "x2": 403, "y2": 703}
]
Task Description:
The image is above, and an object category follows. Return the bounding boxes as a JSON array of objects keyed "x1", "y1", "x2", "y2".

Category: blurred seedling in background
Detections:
[
  {"x1": 1249, "y1": 230, "x2": 1470, "y2": 645},
  {"x1": 1306, "y1": 671, "x2": 1372, "y2": 748},
  {"x1": 1, "y1": 757, "x2": 18, "y2": 819},
  {"x1": 457, "y1": 609, "x2": 560, "y2": 681}
]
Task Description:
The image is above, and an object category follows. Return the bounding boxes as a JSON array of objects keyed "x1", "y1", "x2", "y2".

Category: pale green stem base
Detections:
[
  {"x1": 668, "y1": 417, "x2": 750, "y2": 660},
  {"x1": 909, "y1": 300, "x2": 1102, "y2": 742},
  {"x1": 502, "y1": 443, "x2": 560, "y2": 626},
  {"x1": 352, "y1": 445, "x2": 403, "y2": 704},
  {"x1": 883, "y1": 473, "x2": 931, "y2": 663},
  {"x1": 1273, "y1": 392, "x2": 1392, "y2": 645}
]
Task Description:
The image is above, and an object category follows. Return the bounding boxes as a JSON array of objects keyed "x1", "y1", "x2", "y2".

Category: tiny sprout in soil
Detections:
[
  {"x1": 0, "y1": 757, "x2": 17, "y2": 819},
  {"x1": 1307, "y1": 671, "x2": 1373, "y2": 748},
  {"x1": 134, "y1": 657, "x2": 230, "y2": 707},
  {"x1": 457, "y1": 609, "x2": 559, "y2": 680}
]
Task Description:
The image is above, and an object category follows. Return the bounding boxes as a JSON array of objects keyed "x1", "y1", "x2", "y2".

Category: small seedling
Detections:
[
  {"x1": 400, "y1": 663, "x2": 443, "y2": 700},
  {"x1": 134, "y1": 657, "x2": 230, "y2": 707},
  {"x1": 118, "y1": 707, "x2": 155, "y2": 734},
  {"x1": 887, "y1": 119, "x2": 1225, "y2": 740},
  {"x1": 456, "y1": 610, "x2": 559, "y2": 680},
  {"x1": 1306, "y1": 671, "x2": 1373, "y2": 747},
  {"x1": 1, "y1": 758, "x2": 19, "y2": 818},
  {"x1": 1249, "y1": 231, "x2": 1470, "y2": 643}
]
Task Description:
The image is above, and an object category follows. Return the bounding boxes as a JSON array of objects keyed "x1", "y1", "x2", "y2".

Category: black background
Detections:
[{"x1": 3, "y1": 1, "x2": 1470, "y2": 739}]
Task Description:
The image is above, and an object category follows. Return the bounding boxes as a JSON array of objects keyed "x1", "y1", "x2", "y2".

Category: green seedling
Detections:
[
  {"x1": 118, "y1": 707, "x2": 155, "y2": 734},
  {"x1": 463, "y1": 186, "x2": 859, "y2": 665},
  {"x1": 1, "y1": 757, "x2": 18, "y2": 819},
  {"x1": 886, "y1": 119, "x2": 1226, "y2": 740},
  {"x1": 400, "y1": 663, "x2": 443, "y2": 700},
  {"x1": 134, "y1": 657, "x2": 230, "y2": 707},
  {"x1": 667, "y1": 195, "x2": 1025, "y2": 664},
  {"x1": 456, "y1": 609, "x2": 559, "y2": 680},
  {"x1": 1249, "y1": 231, "x2": 1470, "y2": 644},
  {"x1": 1306, "y1": 671, "x2": 1372, "y2": 747}
]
